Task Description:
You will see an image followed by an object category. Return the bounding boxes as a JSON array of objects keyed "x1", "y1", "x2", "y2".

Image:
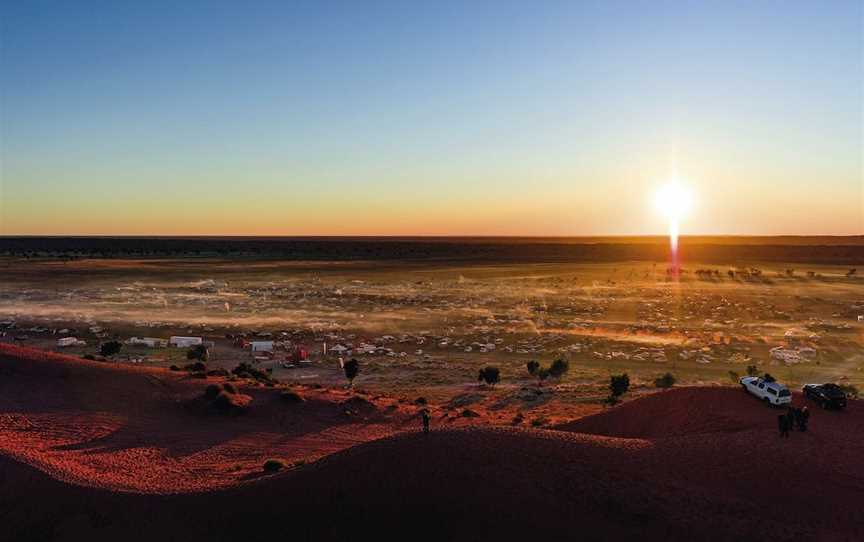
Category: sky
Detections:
[{"x1": 1, "y1": 0, "x2": 862, "y2": 236}]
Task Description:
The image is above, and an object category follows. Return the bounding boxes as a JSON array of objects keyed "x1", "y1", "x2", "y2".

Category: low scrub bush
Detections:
[
  {"x1": 653, "y1": 372, "x2": 676, "y2": 388},
  {"x1": 531, "y1": 416, "x2": 548, "y2": 427},
  {"x1": 232, "y1": 362, "x2": 276, "y2": 386},
  {"x1": 186, "y1": 344, "x2": 209, "y2": 362},
  {"x1": 548, "y1": 358, "x2": 569, "y2": 379},
  {"x1": 609, "y1": 373, "x2": 630, "y2": 398},
  {"x1": 343, "y1": 358, "x2": 360, "y2": 387},
  {"x1": 99, "y1": 341, "x2": 122, "y2": 357},
  {"x1": 263, "y1": 459, "x2": 285, "y2": 473},
  {"x1": 477, "y1": 366, "x2": 500, "y2": 386}
]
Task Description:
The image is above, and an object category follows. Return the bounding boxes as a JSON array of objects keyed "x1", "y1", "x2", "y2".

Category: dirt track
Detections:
[{"x1": 1, "y1": 344, "x2": 863, "y2": 541}]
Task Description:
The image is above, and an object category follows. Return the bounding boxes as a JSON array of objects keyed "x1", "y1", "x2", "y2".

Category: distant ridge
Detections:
[
  {"x1": 1, "y1": 236, "x2": 863, "y2": 264},
  {"x1": 2, "y1": 235, "x2": 863, "y2": 245}
]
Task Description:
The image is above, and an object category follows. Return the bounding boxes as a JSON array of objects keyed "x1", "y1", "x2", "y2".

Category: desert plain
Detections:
[{"x1": 1, "y1": 237, "x2": 863, "y2": 541}]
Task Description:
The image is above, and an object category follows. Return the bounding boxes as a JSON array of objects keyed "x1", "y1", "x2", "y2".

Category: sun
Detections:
[
  {"x1": 655, "y1": 181, "x2": 693, "y2": 221},
  {"x1": 654, "y1": 180, "x2": 694, "y2": 269}
]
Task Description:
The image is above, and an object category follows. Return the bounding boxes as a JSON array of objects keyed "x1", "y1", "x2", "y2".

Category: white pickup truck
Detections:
[{"x1": 740, "y1": 376, "x2": 792, "y2": 406}]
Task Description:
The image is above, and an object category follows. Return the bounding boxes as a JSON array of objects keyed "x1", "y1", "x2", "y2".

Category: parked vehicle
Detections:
[
  {"x1": 803, "y1": 383, "x2": 847, "y2": 409},
  {"x1": 740, "y1": 376, "x2": 792, "y2": 406}
]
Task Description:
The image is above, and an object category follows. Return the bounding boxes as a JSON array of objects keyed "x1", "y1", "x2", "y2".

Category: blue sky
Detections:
[{"x1": 1, "y1": 1, "x2": 861, "y2": 235}]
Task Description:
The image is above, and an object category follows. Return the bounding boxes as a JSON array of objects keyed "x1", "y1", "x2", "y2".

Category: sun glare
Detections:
[
  {"x1": 655, "y1": 181, "x2": 693, "y2": 221},
  {"x1": 655, "y1": 181, "x2": 694, "y2": 269}
]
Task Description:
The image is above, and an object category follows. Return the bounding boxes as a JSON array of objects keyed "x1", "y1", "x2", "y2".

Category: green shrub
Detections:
[
  {"x1": 610, "y1": 373, "x2": 630, "y2": 398},
  {"x1": 477, "y1": 366, "x2": 500, "y2": 386},
  {"x1": 343, "y1": 358, "x2": 360, "y2": 386},
  {"x1": 187, "y1": 344, "x2": 209, "y2": 362},
  {"x1": 263, "y1": 459, "x2": 285, "y2": 473},
  {"x1": 99, "y1": 341, "x2": 122, "y2": 357},
  {"x1": 548, "y1": 358, "x2": 569, "y2": 379},
  {"x1": 531, "y1": 416, "x2": 548, "y2": 427},
  {"x1": 653, "y1": 372, "x2": 676, "y2": 388},
  {"x1": 222, "y1": 382, "x2": 237, "y2": 394},
  {"x1": 746, "y1": 365, "x2": 759, "y2": 377},
  {"x1": 728, "y1": 370, "x2": 740, "y2": 383},
  {"x1": 526, "y1": 360, "x2": 540, "y2": 375},
  {"x1": 232, "y1": 362, "x2": 276, "y2": 385}
]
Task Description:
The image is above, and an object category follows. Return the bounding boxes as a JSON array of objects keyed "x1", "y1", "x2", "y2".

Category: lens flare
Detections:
[{"x1": 655, "y1": 181, "x2": 694, "y2": 270}]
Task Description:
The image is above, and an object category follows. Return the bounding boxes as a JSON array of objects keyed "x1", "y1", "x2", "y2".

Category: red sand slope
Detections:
[
  {"x1": 1, "y1": 344, "x2": 863, "y2": 541},
  {"x1": 0, "y1": 344, "x2": 403, "y2": 493}
]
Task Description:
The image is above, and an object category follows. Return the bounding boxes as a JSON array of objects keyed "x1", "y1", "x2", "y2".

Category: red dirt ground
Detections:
[{"x1": 1, "y1": 344, "x2": 863, "y2": 541}]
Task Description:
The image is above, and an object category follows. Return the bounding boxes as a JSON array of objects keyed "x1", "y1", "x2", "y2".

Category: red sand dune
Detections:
[{"x1": 1, "y1": 344, "x2": 863, "y2": 541}]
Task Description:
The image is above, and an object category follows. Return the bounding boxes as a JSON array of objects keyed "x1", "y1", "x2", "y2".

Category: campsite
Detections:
[{"x1": 1, "y1": 241, "x2": 862, "y2": 403}]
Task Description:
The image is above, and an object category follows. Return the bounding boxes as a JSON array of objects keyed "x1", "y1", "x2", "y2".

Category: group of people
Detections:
[{"x1": 777, "y1": 405, "x2": 809, "y2": 437}]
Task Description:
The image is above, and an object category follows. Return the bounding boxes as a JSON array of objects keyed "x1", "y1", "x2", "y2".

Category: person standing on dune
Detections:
[
  {"x1": 799, "y1": 406, "x2": 810, "y2": 432},
  {"x1": 778, "y1": 414, "x2": 789, "y2": 438}
]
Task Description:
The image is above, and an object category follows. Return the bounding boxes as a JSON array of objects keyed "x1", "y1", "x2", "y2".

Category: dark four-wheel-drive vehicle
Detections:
[{"x1": 802, "y1": 383, "x2": 847, "y2": 409}]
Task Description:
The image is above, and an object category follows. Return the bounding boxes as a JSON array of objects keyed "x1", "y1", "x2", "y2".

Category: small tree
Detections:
[
  {"x1": 187, "y1": 344, "x2": 209, "y2": 362},
  {"x1": 478, "y1": 366, "x2": 500, "y2": 386},
  {"x1": 526, "y1": 360, "x2": 540, "y2": 376},
  {"x1": 746, "y1": 364, "x2": 759, "y2": 377},
  {"x1": 548, "y1": 358, "x2": 570, "y2": 380},
  {"x1": 728, "y1": 370, "x2": 740, "y2": 384},
  {"x1": 609, "y1": 373, "x2": 630, "y2": 399},
  {"x1": 99, "y1": 340, "x2": 122, "y2": 357},
  {"x1": 653, "y1": 372, "x2": 676, "y2": 388},
  {"x1": 763, "y1": 373, "x2": 776, "y2": 383},
  {"x1": 343, "y1": 358, "x2": 360, "y2": 387}
]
